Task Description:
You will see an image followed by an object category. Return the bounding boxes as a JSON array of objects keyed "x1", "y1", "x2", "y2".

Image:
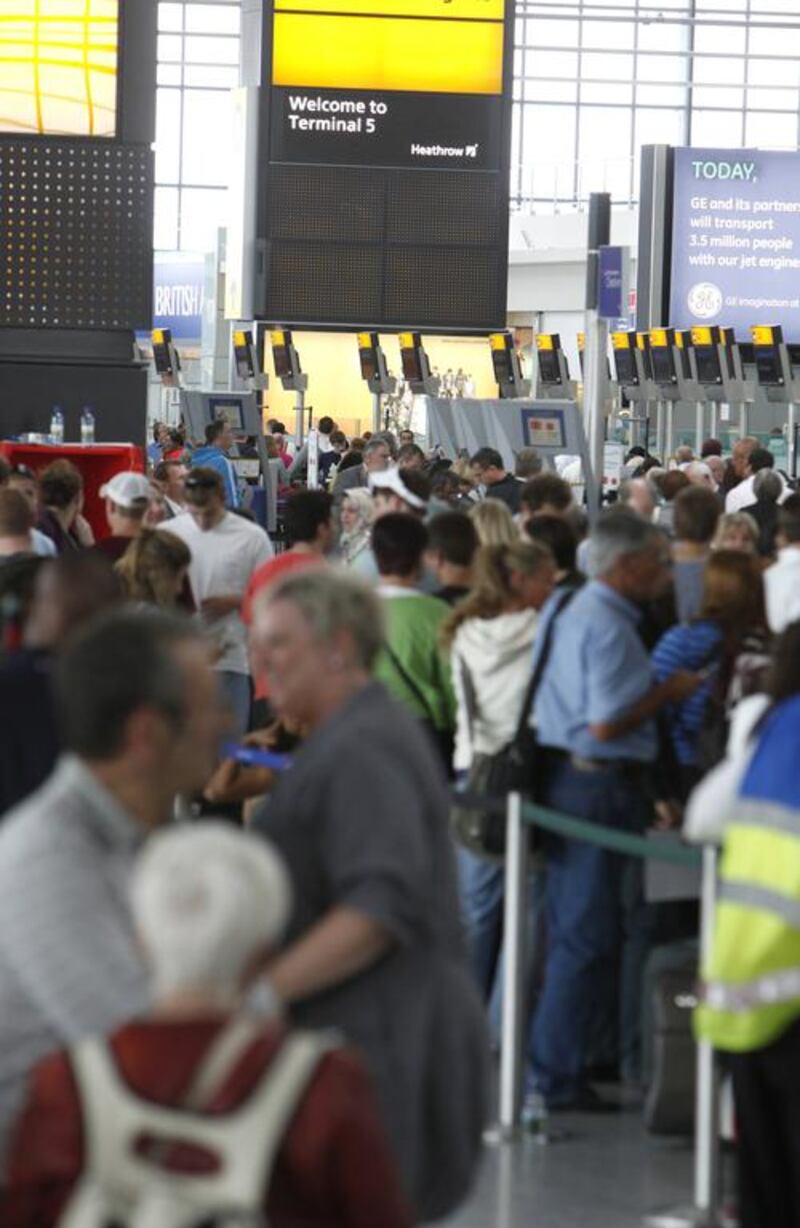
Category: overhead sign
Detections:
[
  {"x1": 152, "y1": 254, "x2": 206, "y2": 342},
  {"x1": 256, "y1": 0, "x2": 513, "y2": 330},
  {"x1": 270, "y1": 0, "x2": 505, "y2": 171},
  {"x1": 670, "y1": 147, "x2": 800, "y2": 342},
  {"x1": 597, "y1": 246, "x2": 629, "y2": 321}
]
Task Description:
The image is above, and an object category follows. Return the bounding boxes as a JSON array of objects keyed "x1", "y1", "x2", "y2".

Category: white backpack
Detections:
[{"x1": 59, "y1": 1018, "x2": 335, "y2": 1228}]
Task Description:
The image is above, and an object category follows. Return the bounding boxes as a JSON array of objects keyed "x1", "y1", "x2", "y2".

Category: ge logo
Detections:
[{"x1": 688, "y1": 282, "x2": 723, "y2": 320}]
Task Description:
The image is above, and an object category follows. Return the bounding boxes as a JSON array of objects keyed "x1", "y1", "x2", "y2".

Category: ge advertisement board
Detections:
[{"x1": 670, "y1": 148, "x2": 800, "y2": 341}]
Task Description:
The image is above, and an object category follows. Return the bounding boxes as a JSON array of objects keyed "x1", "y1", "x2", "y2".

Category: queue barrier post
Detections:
[
  {"x1": 473, "y1": 786, "x2": 722, "y2": 1215},
  {"x1": 647, "y1": 843, "x2": 722, "y2": 1228},
  {"x1": 694, "y1": 846, "x2": 721, "y2": 1220},
  {"x1": 497, "y1": 791, "x2": 527, "y2": 1139}
]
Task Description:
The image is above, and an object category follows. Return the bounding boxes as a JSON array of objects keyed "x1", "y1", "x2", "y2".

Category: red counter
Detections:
[{"x1": 0, "y1": 443, "x2": 145, "y2": 541}]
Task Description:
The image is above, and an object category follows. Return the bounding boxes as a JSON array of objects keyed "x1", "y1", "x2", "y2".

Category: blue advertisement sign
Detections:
[
  {"x1": 598, "y1": 246, "x2": 626, "y2": 320},
  {"x1": 670, "y1": 148, "x2": 800, "y2": 341},
  {"x1": 153, "y1": 253, "x2": 206, "y2": 341}
]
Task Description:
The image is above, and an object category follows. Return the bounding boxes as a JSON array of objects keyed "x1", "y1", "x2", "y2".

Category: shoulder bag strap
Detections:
[
  {"x1": 457, "y1": 653, "x2": 480, "y2": 743},
  {"x1": 511, "y1": 587, "x2": 577, "y2": 746},
  {"x1": 385, "y1": 642, "x2": 439, "y2": 726}
]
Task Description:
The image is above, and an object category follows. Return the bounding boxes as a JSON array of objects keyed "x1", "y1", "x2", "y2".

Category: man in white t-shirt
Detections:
[
  {"x1": 725, "y1": 445, "x2": 789, "y2": 514},
  {"x1": 765, "y1": 494, "x2": 800, "y2": 634},
  {"x1": 167, "y1": 468, "x2": 273, "y2": 735}
]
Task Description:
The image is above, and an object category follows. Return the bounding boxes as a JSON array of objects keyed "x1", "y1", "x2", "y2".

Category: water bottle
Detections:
[
  {"x1": 49, "y1": 406, "x2": 64, "y2": 445},
  {"x1": 80, "y1": 406, "x2": 96, "y2": 445}
]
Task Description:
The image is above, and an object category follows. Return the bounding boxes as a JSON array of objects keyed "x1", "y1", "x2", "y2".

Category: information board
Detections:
[
  {"x1": 257, "y1": 0, "x2": 513, "y2": 330},
  {"x1": 270, "y1": 0, "x2": 505, "y2": 172},
  {"x1": 670, "y1": 148, "x2": 800, "y2": 341},
  {"x1": 0, "y1": 0, "x2": 119, "y2": 137}
]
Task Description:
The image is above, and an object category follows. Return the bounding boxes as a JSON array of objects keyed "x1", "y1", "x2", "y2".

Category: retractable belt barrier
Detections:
[
  {"x1": 456, "y1": 789, "x2": 720, "y2": 1228},
  {"x1": 452, "y1": 790, "x2": 703, "y2": 868}
]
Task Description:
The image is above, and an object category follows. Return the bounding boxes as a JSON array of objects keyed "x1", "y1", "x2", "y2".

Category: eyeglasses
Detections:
[{"x1": 185, "y1": 474, "x2": 220, "y2": 491}]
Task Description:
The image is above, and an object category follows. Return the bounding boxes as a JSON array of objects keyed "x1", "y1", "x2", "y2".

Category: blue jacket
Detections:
[{"x1": 191, "y1": 445, "x2": 239, "y2": 508}]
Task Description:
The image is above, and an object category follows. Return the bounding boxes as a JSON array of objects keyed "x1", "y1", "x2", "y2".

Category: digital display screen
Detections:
[
  {"x1": 521, "y1": 409, "x2": 566, "y2": 451},
  {"x1": 210, "y1": 399, "x2": 245, "y2": 432},
  {"x1": 258, "y1": 0, "x2": 512, "y2": 329},
  {"x1": 650, "y1": 348, "x2": 676, "y2": 385},
  {"x1": 537, "y1": 351, "x2": 562, "y2": 386},
  {"x1": 694, "y1": 348, "x2": 722, "y2": 385},
  {"x1": 272, "y1": 344, "x2": 293, "y2": 380},
  {"x1": 270, "y1": 0, "x2": 505, "y2": 171},
  {"x1": 614, "y1": 350, "x2": 638, "y2": 386},
  {"x1": 0, "y1": 0, "x2": 119, "y2": 137},
  {"x1": 359, "y1": 348, "x2": 378, "y2": 382},
  {"x1": 491, "y1": 349, "x2": 513, "y2": 385},
  {"x1": 400, "y1": 345, "x2": 423, "y2": 384},
  {"x1": 755, "y1": 351, "x2": 783, "y2": 387}
]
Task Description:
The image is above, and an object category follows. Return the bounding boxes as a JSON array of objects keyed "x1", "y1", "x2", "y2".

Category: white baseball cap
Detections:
[
  {"x1": 369, "y1": 467, "x2": 428, "y2": 511},
  {"x1": 99, "y1": 471, "x2": 153, "y2": 509}
]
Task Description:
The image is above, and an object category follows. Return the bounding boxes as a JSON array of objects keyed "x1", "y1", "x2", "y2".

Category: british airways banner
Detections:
[{"x1": 153, "y1": 253, "x2": 206, "y2": 341}]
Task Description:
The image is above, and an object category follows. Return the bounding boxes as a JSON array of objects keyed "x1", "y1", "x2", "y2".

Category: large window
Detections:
[
  {"x1": 514, "y1": 0, "x2": 800, "y2": 212},
  {"x1": 154, "y1": 0, "x2": 241, "y2": 251}
]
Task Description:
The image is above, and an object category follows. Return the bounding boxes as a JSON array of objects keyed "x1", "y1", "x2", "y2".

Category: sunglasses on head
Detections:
[{"x1": 185, "y1": 474, "x2": 220, "y2": 490}]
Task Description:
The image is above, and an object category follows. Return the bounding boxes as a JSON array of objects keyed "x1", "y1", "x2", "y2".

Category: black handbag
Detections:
[{"x1": 451, "y1": 589, "x2": 576, "y2": 862}]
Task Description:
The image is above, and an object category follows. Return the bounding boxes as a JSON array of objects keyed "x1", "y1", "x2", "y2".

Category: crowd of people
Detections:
[{"x1": 0, "y1": 422, "x2": 799, "y2": 1226}]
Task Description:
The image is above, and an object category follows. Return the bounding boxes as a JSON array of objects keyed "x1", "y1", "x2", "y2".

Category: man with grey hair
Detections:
[
  {"x1": 333, "y1": 436, "x2": 393, "y2": 498},
  {"x1": 514, "y1": 446, "x2": 543, "y2": 480},
  {"x1": 0, "y1": 610, "x2": 225, "y2": 1170},
  {"x1": 525, "y1": 510, "x2": 701, "y2": 1112}
]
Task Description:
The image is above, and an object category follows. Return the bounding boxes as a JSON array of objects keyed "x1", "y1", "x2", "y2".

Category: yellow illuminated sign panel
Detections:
[
  {"x1": 536, "y1": 335, "x2": 555, "y2": 352},
  {"x1": 611, "y1": 332, "x2": 630, "y2": 350},
  {"x1": 691, "y1": 327, "x2": 713, "y2": 346},
  {"x1": 272, "y1": 1, "x2": 505, "y2": 95},
  {"x1": 490, "y1": 333, "x2": 509, "y2": 351},
  {"x1": 650, "y1": 329, "x2": 669, "y2": 348},
  {"x1": 751, "y1": 325, "x2": 775, "y2": 346},
  {"x1": 398, "y1": 332, "x2": 415, "y2": 350},
  {"x1": 0, "y1": 0, "x2": 118, "y2": 136},
  {"x1": 357, "y1": 332, "x2": 373, "y2": 349}
]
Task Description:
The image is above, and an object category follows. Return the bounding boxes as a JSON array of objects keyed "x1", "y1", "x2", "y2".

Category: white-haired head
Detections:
[
  {"x1": 685, "y1": 460, "x2": 717, "y2": 492},
  {"x1": 131, "y1": 823, "x2": 292, "y2": 1001}
]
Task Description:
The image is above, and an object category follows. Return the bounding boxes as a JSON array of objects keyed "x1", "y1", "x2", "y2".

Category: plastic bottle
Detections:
[
  {"x1": 80, "y1": 406, "x2": 96, "y2": 445},
  {"x1": 49, "y1": 407, "x2": 64, "y2": 445}
]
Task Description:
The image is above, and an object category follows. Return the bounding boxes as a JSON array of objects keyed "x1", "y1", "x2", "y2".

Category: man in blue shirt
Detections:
[
  {"x1": 190, "y1": 421, "x2": 240, "y2": 509},
  {"x1": 528, "y1": 510, "x2": 700, "y2": 1111}
]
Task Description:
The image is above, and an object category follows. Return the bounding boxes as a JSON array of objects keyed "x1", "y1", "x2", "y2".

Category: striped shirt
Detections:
[
  {"x1": 652, "y1": 620, "x2": 722, "y2": 766},
  {"x1": 0, "y1": 757, "x2": 149, "y2": 1171}
]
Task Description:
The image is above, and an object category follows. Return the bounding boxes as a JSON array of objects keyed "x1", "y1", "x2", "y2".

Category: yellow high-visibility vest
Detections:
[{"x1": 696, "y1": 800, "x2": 800, "y2": 1053}]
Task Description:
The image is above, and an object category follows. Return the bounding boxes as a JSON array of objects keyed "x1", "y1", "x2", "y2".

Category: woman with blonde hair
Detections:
[
  {"x1": 468, "y1": 498, "x2": 518, "y2": 547},
  {"x1": 442, "y1": 540, "x2": 556, "y2": 1021},
  {"x1": 115, "y1": 529, "x2": 191, "y2": 609},
  {"x1": 712, "y1": 511, "x2": 759, "y2": 554}
]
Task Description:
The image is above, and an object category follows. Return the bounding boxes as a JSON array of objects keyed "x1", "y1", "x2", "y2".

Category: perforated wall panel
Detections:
[
  {"x1": 0, "y1": 139, "x2": 154, "y2": 330},
  {"x1": 262, "y1": 165, "x2": 508, "y2": 330}
]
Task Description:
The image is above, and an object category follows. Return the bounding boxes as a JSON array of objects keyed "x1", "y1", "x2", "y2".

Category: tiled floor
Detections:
[{"x1": 443, "y1": 1106, "x2": 696, "y2": 1228}]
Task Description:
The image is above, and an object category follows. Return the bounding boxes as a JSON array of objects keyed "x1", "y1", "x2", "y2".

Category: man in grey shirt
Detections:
[{"x1": 0, "y1": 609, "x2": 224, "y2": 1167}]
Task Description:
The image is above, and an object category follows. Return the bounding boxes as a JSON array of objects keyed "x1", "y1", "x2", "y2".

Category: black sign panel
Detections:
[{"x1": 270, "y1": 88, "x2": 504, "y2": 173}]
